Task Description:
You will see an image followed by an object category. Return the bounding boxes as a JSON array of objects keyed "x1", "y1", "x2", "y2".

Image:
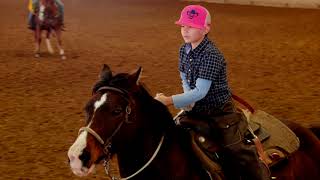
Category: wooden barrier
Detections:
[{"x1": 188, "y1": 0, "x2": 320, "y2": 9}]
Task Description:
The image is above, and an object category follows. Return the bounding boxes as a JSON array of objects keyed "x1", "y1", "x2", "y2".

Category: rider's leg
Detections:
[
  {"x1": 28, "y1": 12, "x2": 33, "y2": 26},
  {"x1": 28, "y1": 0, "x2": 38, "y2": 28},
  {"x1": 206, "y1": 101, "x2": 271, "y2": 180},
  {"x1": 213, "y1": 113, "x2": 271, "y2": 180}
]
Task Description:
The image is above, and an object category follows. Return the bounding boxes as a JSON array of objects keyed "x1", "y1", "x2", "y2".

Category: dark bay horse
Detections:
[
  {"x1": 68, "y1": 65, "x2": 320, "y2": 179},
  {"x1": 31, "y1": 0, "x2": 66, "y2": 59}
]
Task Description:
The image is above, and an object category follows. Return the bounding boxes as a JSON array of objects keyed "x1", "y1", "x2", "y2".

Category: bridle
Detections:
[
  {"x1": 77, "y1": 86, "x2": 164, "y2": 180},
  {"x1": 79, "y1": 86, "x2": 132, "y2": 156}
]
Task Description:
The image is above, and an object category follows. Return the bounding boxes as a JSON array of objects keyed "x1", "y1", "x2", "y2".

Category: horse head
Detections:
[
  {"x1": 38, "y1": 0, "x2": 59, "y2": 23},
  {"x1": 68, "y1": 64, "x2": 161, "y2": 177}
]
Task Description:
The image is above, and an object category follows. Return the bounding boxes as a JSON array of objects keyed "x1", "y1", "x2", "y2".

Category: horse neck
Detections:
[
  {"x1": 115, "y1": 89, "x2": 206, "y2": 179},
  {"x1": 116, "y1": 119, "x2": 203, "y2": 179},
  {"x1": 116, "y1": 90, "x2": 173, "y2": 177},
  {"x1": 116, "y1": 132, "x2": 163, "y2": 178}
]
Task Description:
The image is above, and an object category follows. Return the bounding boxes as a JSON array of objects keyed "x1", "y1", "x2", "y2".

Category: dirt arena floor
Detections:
[{"x1": 0, "y1": 0, "x2": 319, "y2": 179}]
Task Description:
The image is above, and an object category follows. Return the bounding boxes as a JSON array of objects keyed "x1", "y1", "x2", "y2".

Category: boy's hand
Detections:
[
  {"x1": 181, "y1": 103, "x2": 194, "y2": 111},
  {"x1": 154, "y1": 93, "x2": 173, "y2": 106}
]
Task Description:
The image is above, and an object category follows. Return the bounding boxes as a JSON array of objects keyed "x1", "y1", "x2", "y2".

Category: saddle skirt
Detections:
[
  {"x1": 245, "y1": 110, "x2": 300, "y2": 165},
  {"x1": 183, "y1": 109, "x2": 300, "y2": 178}
]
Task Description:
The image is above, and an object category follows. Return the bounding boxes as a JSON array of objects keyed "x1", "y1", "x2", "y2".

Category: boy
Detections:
[
  {"x1": 155, "y1": 5, "x2": 270, "y2": 180},
  {"x1": 28, "y1": 0, "x2": 64, "y2": 29}
]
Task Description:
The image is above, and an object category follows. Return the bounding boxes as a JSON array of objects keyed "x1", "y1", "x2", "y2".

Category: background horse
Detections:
[
  {"x1": 68, "y1": 65, "x2": 320, "y2": 179},
  {"x1": 32, "y1": 0, "x2": 66, "y2": 59}
]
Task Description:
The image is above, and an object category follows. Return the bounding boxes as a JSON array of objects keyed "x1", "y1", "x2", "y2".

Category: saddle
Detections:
[{"x1": 176, "y1": 109, "x2": 300, "y2": 178}]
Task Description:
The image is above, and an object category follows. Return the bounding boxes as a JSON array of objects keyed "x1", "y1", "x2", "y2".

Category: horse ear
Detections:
[
  {"x1": 128, "y1": 66, "x2": 142, "y2": 86},
  {"x1": 99, "y1": 64, "x2": 112, "y2": 81}
]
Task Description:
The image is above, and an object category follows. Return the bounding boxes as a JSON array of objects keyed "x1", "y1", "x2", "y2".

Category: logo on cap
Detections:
[{"x1": 187, "y1": 9, "x2": 198, "y2": 19}]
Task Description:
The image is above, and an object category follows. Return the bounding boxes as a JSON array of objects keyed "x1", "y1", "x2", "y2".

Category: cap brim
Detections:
[{"x1": 175, "y1": 21, "x2": 205, "y2": 29}]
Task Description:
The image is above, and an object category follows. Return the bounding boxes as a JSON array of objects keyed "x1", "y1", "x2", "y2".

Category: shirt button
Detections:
[
  {"x1": 188, "y1": 69, "x2": 191, "y2": 72},
  {"x1": 190, "y1": 59, "x2": 192, "y2": 62}
]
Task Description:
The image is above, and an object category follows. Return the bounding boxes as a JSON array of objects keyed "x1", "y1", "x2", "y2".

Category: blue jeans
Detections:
[{"x1": 28, "y1": 12, "x2": 33, "y2": 26}]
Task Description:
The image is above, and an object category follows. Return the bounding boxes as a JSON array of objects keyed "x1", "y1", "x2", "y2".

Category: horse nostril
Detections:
[{"x1": 79, "y1": 149, "x2": 91, "y2": 168}]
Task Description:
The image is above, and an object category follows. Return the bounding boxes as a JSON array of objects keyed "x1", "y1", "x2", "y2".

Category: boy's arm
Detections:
[
  {"x1": 155, "y1": 78, "x2": 211, "y2": 107},
  {"x1": 172, "y1": 78, "x2": 211, "y2": 108}
]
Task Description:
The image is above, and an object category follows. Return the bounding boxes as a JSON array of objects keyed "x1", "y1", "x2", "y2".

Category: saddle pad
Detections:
[{"x1": 249, "y1": 110, "x2": 300, "y2": 154}]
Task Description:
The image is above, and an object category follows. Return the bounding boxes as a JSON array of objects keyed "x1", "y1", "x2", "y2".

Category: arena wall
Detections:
[{"x1": 188, "y1": 0, "x2": 320, "y2": 9}]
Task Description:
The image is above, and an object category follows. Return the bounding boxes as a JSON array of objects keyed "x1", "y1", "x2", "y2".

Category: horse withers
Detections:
[
  {"x1": 67, "y1": 64, "x2": 320, "y2": 179},
  {"x1": 30, "y1": 0, "x2": 66, "y2": 59}
]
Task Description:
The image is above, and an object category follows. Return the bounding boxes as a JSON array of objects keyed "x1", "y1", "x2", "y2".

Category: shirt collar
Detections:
[{"x1": 185, "y1": 35, "x2": 209, "y2": 56}]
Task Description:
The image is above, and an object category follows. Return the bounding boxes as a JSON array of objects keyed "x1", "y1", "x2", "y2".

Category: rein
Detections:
[
  {"x1": 106, "y1": 136, "x2": 164, "y2": 180},
  {"x1": 78, "y1": 86, "x2": 165, "y2": 179}
]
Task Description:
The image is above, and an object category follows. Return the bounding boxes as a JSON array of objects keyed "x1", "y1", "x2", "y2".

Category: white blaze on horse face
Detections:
[
  {"x1": 68, "y1": 94, "x2": 107, "y2": 163},
  {"x1": 67, "y1": 93, "x2": 108, "y2": 176},
  {"x1": 94, "y1": 93, "x2": 107, "y2": 111},
  {"x1": 39, "y1": 5, "x2": 45, "y2": 21},
  {"x1": 68, "y1": 131, "x2": 88, "y2": 173}
]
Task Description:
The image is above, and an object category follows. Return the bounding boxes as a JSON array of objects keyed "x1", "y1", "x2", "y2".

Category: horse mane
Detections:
[{"x1": 135, "y1": 82, "x2": 176, "y2": 130}]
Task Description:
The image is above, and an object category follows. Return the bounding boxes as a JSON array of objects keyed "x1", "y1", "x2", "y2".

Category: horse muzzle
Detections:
[{"x1": 69, "y1": 156, "x2": 95, "y2": 177}]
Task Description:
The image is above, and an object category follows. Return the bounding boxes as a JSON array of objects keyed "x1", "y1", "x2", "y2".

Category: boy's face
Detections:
[{"x1": 180, "y1": 25, "x2": 209, "y2": 44}]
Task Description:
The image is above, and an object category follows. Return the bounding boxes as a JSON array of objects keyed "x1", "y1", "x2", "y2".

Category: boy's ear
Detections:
[
  {"x1": 204, "y1": 25, "x2": 211, "y2": 35},
  {"x1": 99, "y1": 64, "x2": 112, "y2": 81},
  {"x1": 128, "y1": 67, "x2": 142, "y2": 86}
]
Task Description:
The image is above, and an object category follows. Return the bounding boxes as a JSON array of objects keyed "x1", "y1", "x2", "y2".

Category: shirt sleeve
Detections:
[
  {"x1": 198, "y1": 52, "x2": 224, "y2": 81},
  {"x1": 180, "y1": 72, "x2": 191, "y2": 92},
  {"x1": 172, "y1": 78, "x2": 212, "y2": 108}
]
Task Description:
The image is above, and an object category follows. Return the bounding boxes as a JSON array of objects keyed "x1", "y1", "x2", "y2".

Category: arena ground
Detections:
[{"x1": 0, "y1": 0, "x2": 319, "y2": 179}]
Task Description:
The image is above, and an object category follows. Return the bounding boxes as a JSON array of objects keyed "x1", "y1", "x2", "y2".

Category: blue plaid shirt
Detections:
[{"x1": 178, "y1": 35, "x2": 231, "y2": 113}]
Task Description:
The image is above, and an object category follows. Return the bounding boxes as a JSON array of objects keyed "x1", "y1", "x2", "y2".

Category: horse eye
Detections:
[{"x1": 112, "y1": 108, "x2": 122, "y2": 115}]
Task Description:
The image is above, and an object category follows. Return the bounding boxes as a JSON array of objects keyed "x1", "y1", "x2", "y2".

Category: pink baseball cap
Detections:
[{"x1": 175, "y1": 5, "x2": 209, "y2": 29}]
